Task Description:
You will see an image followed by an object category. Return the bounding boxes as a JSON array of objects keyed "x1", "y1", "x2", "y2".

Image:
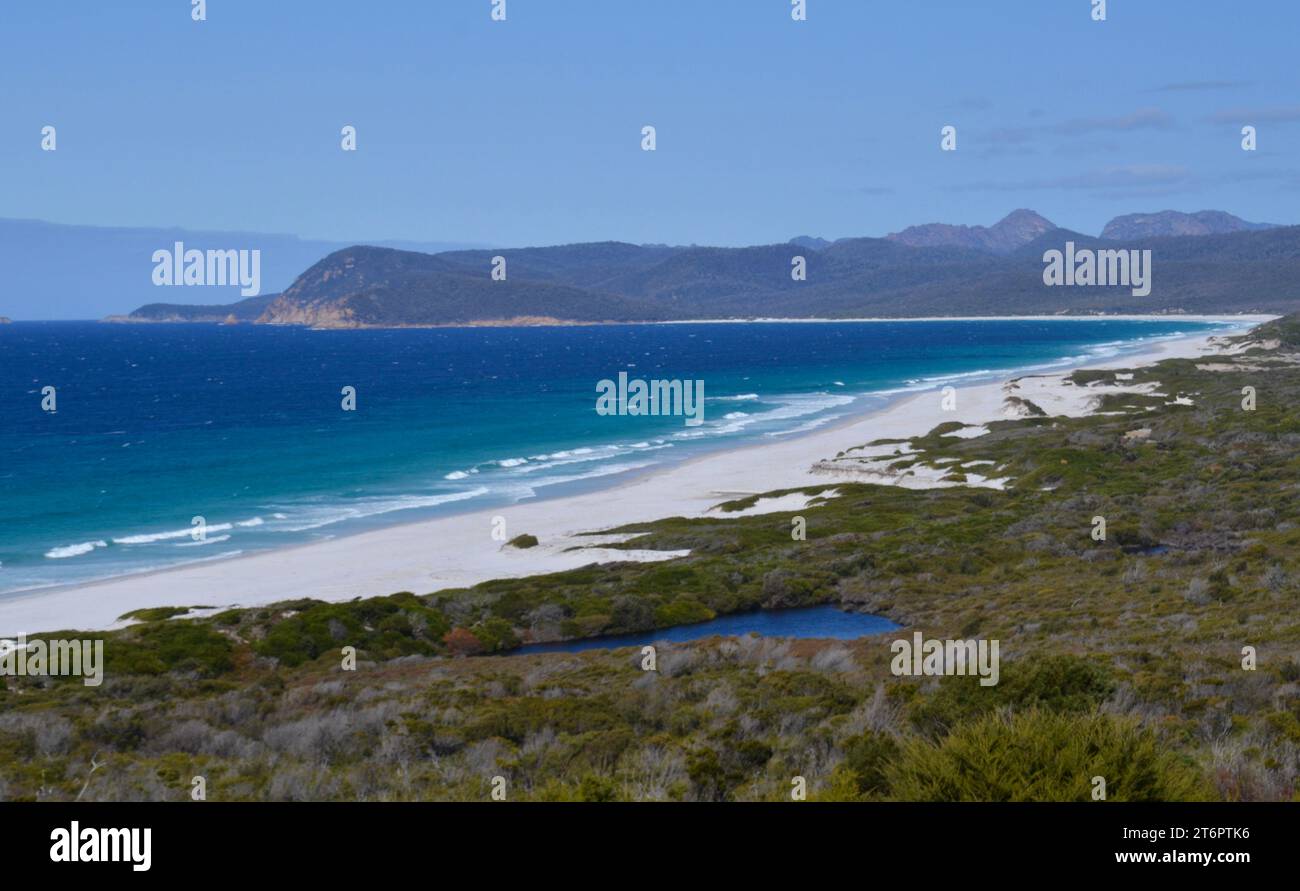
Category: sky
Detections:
[{"x1": 1, "y1": 0, "x2": 1298, "y2": 247}]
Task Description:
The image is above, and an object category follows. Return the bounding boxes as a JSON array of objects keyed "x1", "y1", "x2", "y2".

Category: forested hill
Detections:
[{"x1": 125, "y1": 215, "x2": 1300, "y2": 326}]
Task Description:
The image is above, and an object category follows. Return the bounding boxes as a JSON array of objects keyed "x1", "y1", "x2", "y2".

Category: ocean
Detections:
[{"x1": 0, "y1": 317, "x2": 1237, "y2": 596}]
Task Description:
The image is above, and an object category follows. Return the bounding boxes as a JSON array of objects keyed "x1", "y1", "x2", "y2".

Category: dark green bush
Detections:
[
  {"x1": 910, "y1": 654, "x2": 1115, "y2": 736},
  {"x1": 841, "y1": 730, "x2": 900, "y2": 797},
  {"x1": 654, "y1": 597, "x2": 714, "y2": 627},
  {"x1": 106, "y1": 621, "x2": 235, "y2": 677},
  {"x1": 887, "y1": 710, "x2": 1213, "y2": 801}
]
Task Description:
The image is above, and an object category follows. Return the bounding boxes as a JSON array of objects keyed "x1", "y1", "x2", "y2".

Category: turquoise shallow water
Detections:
[{"x1": 0, "y1": 317, "x2": 1236, "y2": 595}]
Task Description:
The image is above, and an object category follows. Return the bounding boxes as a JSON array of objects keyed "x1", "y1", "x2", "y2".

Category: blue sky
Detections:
[{"x1": 2, "y1": 0, "x2": 1298, "y2": 247}]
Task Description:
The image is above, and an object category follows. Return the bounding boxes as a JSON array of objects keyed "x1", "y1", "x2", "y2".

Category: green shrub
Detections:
[
  {"x1": 841, "y1": 730, "x2": 900, "y2": 797},
  {"x1": 609, "y1": 595, "x2": 656, "y2": 632},
  {"x1": 117, "y1": 606, "x2": 193, "y2": 622},
  {"x1": 139, "y1": 621, "x2": 235, "y2": 676},
  {"x1": 470, "y1": 617, "x2": 520, "y2": 653},
  {"x1": 251, "y1": 598, "x2": 449, "y2": 666},
  {"x1": 654, "y1": 597, "x2": 714, "y2": 627},
  {"x1": 106, "y1": 621, "x2": 235, "y2": 677},
  {"x1": 910, "y1": 654, "x2": 1114, "y2": 736},
  {"x1": 687, "y1": 748, "x2": 728, "y2": 802},
  {"x1": 887, "y1": 710, "x2": 1213, "y2": 801},
  {"x1": 252, "y1": 609, "x2": 354, "y2": 667},
  {"x1": 577, "y1": 773, "x2": 619, "y2": 802}
]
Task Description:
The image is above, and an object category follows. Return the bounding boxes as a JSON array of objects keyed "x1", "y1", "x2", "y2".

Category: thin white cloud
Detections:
[
  {"x1": 953, "y1": 164, "x2": 1193, "y2": 193},
  {"x1": 1208, "y1": 105, "x2": 1300, "y2": 124},
  {"x1": 1147, "y1": 80, "x2": 1250, "y2": 93},
  {"x1": 1050, "y1": 108, "x2": 1174, "y2": 134}
]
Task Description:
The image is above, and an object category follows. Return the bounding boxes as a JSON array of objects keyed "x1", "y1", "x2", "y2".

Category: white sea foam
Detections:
[
  {"x1": 442, "y1": 440, "x2": 679, "y2": 484},
  {"x1": 765, "y1": 415, "x2": 842, "y2": 436},
  {"x1": 279, "y1": 488, "x2": 490, "y2": 532},
  {"x1": 679, "y1": 391, "x2": 856, "y2": 438},
  {"x1": 510, "y1": 446, "x2": 622, "y2": 474},
  {"x1": 527, "y1": 442, "x2": 672, "y2": 472},
  {"x1": 123, "y1": 550, "x2": 245, "y2": 574},
  {"x1": 114, "y1": 523, "x2": 233, "y2": 545},
  {"x1": 529, "y1": 461, "x2": 659, "y2": 489},
  {"x1": 44, "y1": 540, "x2": 108, "y2": 559},
  {"x1": 439, "y1": 388, "x2": 861, "y2": 484},
  {"x1": 528, "y1": 447, "x2": 596, "y2": 460},
  {"x1": 922, "y1": 369, "x2": 996, "y2": 384},
  {"x1": 175, "y1": 534, "x2": 232, "y2": 547}
]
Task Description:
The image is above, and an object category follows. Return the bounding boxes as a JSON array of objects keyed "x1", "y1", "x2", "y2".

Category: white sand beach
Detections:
[{"x1": 0, "y1": 318, "x2": 1273, "y2": 634}]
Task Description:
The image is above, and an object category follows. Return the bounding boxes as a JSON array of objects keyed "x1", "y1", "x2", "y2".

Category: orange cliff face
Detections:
[{"x1": 257, "y1": 293, "x2": 359, "y2": 327}]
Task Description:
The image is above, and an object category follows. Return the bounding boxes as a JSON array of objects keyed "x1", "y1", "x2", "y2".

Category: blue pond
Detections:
[{"x1": 512, "y1": 605, "x2": 900, "y2": 655}]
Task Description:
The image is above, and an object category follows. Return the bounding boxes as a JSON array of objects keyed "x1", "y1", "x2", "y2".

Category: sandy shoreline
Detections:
[
  {"x1": 657, "y1": 313, "x2": 1276, "y2": 325},
  {"x1": 83, "y1": 311, "x2": 1276, "y2": 328},
  {"x1": 0, "y1": 318, "x2": 1271, "y2": 635}
]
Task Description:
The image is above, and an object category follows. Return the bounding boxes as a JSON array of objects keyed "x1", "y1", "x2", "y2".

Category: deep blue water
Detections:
[
  {"x1": 513, "y1": 605, "x2": 901, "y2": 655},
  {"x1": 0, "y1": 318, "x2": 1238, "y2": 595}
]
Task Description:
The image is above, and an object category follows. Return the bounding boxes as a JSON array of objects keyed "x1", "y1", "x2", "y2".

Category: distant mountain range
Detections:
[
  {"x1": 3, "y1": 208, "x2": 1280, "y2": 325},
  {"x1": 0, "y1": 218, "x2": 484, "y2": 320},
  {"x1": 117, "y1": 209, "x2": 1298, "y2": 326},
  {"x1": 886, "y1": 209, "x2": 1057, "y2": 255},
  {"x1": 788, "y1": 235, "x2": 833, "y2": 251},
  {"x1": 795, "y1": 208, "x2": 1276, "y2": 255},
  {"x1": 1099, "y1": 210, "x2": 1279, "y2": 240}
]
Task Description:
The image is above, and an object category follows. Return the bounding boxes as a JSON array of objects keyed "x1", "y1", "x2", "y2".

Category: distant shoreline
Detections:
[
  {"x1": 656, "y1": 313, "x2": 1278, "y2": 325},
  {"x1": 28, "y1": 311, "x2": 1284, "y2": 328}
]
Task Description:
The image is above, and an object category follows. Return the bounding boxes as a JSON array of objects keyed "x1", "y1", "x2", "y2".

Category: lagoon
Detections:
[{"x1": 512, "y1": 604, "x2": 900, "y2": 655}]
